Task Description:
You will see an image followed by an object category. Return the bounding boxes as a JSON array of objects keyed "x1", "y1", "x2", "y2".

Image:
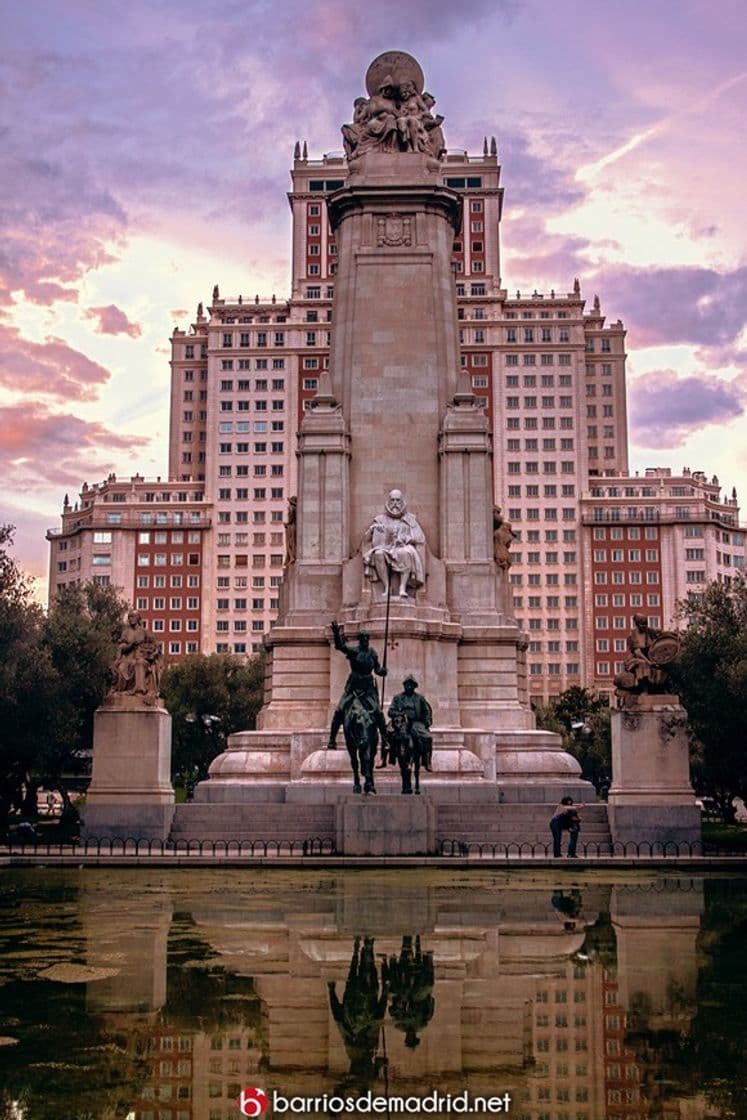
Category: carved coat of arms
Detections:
[{"x1": 377, "y1": 214, "x2": 412, "y2": 247}]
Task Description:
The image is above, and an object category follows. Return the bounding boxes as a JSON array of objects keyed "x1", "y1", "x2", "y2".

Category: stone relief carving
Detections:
[
  {"x1": 659, "y1": 713, "x2": 688, "y2": 744},
  {"x1": 376, "y1": 214, "x2": 412, "y2": 247},
  {"x1": 621, "y1": 708, "x2": 642, "y2": 732},
  {"x1": 363, "y1": 489, "x2": 426, "y2": 600},
  {"x1": 341, "y1": 51, "x2": 446, "y2": 161}
]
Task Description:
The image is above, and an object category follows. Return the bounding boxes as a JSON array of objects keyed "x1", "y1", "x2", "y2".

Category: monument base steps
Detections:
[{"x1": 170, "y1": 799, "x2": 612, "y2": 851}]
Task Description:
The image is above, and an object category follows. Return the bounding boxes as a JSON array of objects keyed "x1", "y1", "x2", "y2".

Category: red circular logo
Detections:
[{"x1": 237, "y1": 1087, "x2": 270, "y2": 1117}]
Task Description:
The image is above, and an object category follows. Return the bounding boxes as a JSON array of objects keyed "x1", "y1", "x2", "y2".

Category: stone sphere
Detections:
[{"x1": 365, "y1": 51, "x2": 425, "y2": 96}]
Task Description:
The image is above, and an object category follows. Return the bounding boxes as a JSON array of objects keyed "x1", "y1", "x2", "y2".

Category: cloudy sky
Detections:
[{"x1": 3, "y1": 0, "x2": 746, "y2": 595}]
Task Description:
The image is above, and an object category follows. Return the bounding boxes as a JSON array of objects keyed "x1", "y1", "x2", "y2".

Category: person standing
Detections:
[{"x1": 550, "y1": 797, "x2": 581, "y2": 858}]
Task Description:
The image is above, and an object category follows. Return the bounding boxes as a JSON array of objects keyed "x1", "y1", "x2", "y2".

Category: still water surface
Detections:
[{"x1": 0, "y1": 869, "x2": 745, "y2": 1119}]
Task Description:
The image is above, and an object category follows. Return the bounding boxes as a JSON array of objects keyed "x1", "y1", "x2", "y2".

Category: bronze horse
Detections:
[
  {"x1": 343, "y1": 695, "x2": 379, "y2": 794},
  {"x1": 387, "y1": 710, "x2": 424, "y2": 795}
]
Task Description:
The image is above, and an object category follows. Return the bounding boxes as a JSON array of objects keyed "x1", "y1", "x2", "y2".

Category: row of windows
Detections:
[
  {"x1": 219, "y1": 400, "x2": 285, "y2": 411},
  {"x1": 526, "y1": 640, "x2": 579, "y2": 652},
  {"x1": 511, "y1": 551, "x2": 578, "y2": 564},
  {"x1": 136, "y1": 596, "x2": 199, "y2": 610},
  {"x1": 216, "y1": 576, "x2": 281, "y2": 589},
  {"x1": 219, "y1": 378, "x2": 285, "y2": 390},
  {"x1": 136, "y1": 575, "x2": 200, "y2": 588},
  {"x1": 593, "y1": 549, "x2": 659, "y2": 562},
  {"x1": 506, "y1": 418, "x2": 575, "y2": 431},
  {"x1": 506, "y1": 372, "x2": 574, "y2": 385},
  {"x1": 529, "y1": 663, "x2": 580, "y2": 675},
  {"x1": 511, "y1": 574, "x2": 578, "y2": 586},
  {"x1": 506, "y1": 395, "x2": 574, "y2": 408},
  {"x1": 149, "y1": 618, "x2": 199, "y2": 632},
  {"x1": 506, "y1": 328, "x2": 572, "y2": 343},
  {"x1": 506, "y1": 447, "x2": 575, "y2": 459},
  {"x1": 516, "y1": 596, "x2": 579, "y2": 608},
  {"x1": 216, "y1": 620, "x2": 267, "y2": 632},
  {"x1": 595, "y1": 593, "x2": 659, "y2": 607},
  {"x1": 594, "y1": 571, "x2": 660, "y2": 584},
  {"x1": 509, "y1": 528, "x2": 577, "y2": 540},
  {"x1": 508, "y1": 462, "x2": 577, "y2": 475},
  {"x1": 216, "y1": 597, "x2": 271, "y2": 610},
  {"x1": 523, "y1": 618, "x2": 578, "y2": 630},
  {"x1": 137, "y1": 553, "x2": 200, "y2": 566},
  {"x1": 592, "y1": 526, "x2": 659, "y2": 540},
  {"x1": 137, "y1": 531, "x2": 201, "y2": 544},
  {"x1": 216, "y1": 554, "x2": 283, "y2": 568},
  {"x1": 596, "y1": 615, "x2": 661, "y2": 630}
]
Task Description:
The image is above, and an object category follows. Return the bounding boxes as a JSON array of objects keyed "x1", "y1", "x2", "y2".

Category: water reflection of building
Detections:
[{"x1": 75, "y1": 874, "x2": 706, "y2": 1120}]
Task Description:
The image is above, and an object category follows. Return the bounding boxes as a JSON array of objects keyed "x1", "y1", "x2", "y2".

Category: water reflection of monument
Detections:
[{"x1": 71, "y1": 874, "x2": 711, "y2": 1118}]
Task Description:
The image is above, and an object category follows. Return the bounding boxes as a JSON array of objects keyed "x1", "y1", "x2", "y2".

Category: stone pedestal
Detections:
[
  {"x1": 336, "y1": 794, "x2": 437, "y2": 855},
  {"x1": 607, "y1": 695, "x2": 700, "y2": 848},
  {"x1": 83, "y1": 704, "x2": 175, "y2": 840}
]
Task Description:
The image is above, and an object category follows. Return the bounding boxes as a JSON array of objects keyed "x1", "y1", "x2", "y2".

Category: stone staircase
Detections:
[
  {"x1": 436, "y1": 803, "x2": 612, "y2": 853},
  {"x1": 170, "y1": 802, "x2": 336, "y2": 847},
  {"x1": 171, "y1": 799, "x2": 612, "y2": 854}
]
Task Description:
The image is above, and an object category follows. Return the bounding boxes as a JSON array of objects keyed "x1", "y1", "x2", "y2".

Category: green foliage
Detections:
[
  {"x1": 670, "y1": 577, "x2": 747, "y2": 823},
  {"x1": 41, "y1": 581, "x2": 126, "y2": 777},
  {"x1": 0, "y1": 525, "x2": 128, "y2": 828},
  {"x1": 161, "y1": 652, "x2": 264, "y2": 783},
  {"x1": 534, "y1": 686, "x2": 611, "y2": 795}
]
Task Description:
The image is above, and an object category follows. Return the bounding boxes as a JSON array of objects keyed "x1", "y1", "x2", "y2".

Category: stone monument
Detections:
[
  {"x1": 607, "y1": 619, "x2": 700, "y2": 848},
  {"x1": 197, "y1": 52, "x2": 589, "y2": 852},
  {"x1": 83, "y1": 611, "x2": 175, "y2": 840}
]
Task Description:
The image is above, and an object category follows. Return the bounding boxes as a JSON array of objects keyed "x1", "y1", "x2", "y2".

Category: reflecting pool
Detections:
[{"x1": 0, "y1": 870, "x2": 746, "y2": 1119}]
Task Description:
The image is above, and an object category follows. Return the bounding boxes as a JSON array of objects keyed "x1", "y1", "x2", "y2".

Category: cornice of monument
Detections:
[{"x1": 327, "y1": 180, "x2": 462, "y2": 235}]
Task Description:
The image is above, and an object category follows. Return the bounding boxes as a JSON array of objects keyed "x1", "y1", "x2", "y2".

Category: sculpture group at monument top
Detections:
[{"x1": 342, "y1": 50, "x2": 446, "y2": 161}]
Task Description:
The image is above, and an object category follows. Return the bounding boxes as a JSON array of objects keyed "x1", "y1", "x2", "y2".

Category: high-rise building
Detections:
[
  {"x1": 580, "y1": 466, "x2": 745, "y2": 696},
  {"x1": 47, "y1": 130, "x2": 743, "y2": 688},
  {"x1": 46, "y1": 475, "x2": 210, "y2": 659}
]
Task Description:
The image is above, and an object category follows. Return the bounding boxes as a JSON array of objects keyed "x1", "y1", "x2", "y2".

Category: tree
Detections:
[
  {"x1": 161, "y1": 653, "x2": 264, "y2": 784},
  {"x1": 534, "y1": 686, "x2": 611, "y2": 795},
  {"x1": 670, "y1": 576, "x2": 747, "y2": 823},
  {"x1": 0, "y1": 525, "x2": 52, "y2": 823},
  {"x1": 0, "y1": 525, "x2": 127, "y2": 831},
  {"x1": 39, "y1": 581, "x2": 127, "y2": 799}
]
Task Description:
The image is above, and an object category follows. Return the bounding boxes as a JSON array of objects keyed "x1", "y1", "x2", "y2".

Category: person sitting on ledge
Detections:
[{"x1": 550, "y1": 797, "x2": 581, "y2": 858}]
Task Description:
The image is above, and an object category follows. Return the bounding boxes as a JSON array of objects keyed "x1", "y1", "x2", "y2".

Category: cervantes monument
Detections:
[{"x1": 200, "y1": 51, "x2": 589, "y2": 830}]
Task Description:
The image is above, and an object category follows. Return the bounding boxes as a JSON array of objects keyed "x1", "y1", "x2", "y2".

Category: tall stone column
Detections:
[{"x1": 199, "y1": 50, "x2": 585, "y2": 806}]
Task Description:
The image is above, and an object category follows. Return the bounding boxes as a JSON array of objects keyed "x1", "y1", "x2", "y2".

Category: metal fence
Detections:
[
  {"x1": 2, "y1": 836, "x2": 336, "y2": 857},
  {"x1": 2, "y1": 835, "x2": 745, "y2": 859}
]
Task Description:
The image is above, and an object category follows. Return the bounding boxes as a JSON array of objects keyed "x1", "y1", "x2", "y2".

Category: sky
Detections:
[{"x1": 2, "y1": 0, "x2": 746, "y2": 597}]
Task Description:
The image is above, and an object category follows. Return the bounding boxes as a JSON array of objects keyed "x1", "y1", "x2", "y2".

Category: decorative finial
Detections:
[
  {"x1": 302, "y1": 140, "x2": 308, "y2": 159},
  {"x1": 294, "y1": 140, "x2": 301, "y2": 159},
  {"x1": 197, "y1": 301, "x2": 203, "y2": 318},
  {"x1": 272, "y1": 294, "x2": 276, "y2": 304},
  {"x1": 255, "y1": 294, "x2": 259, "y2": 304},
  {"x1": 483, "y1": 136, "x2": 488, "y2": 156},
  {"x1": 490, "y1": 136, "x2": 497, "y2": 156},
  {"x1": 238, "y1": 293, "x2": 243, "y2": 305},
  {"x1": 573, "y1": 277, "x2": 580, "y2": 295},
  {"x1": 593, "y1": 293, "x2": 600, "y2": 311},
  {"x1": 212, "y1": 284, "x2": 219, "y2": 301}
]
